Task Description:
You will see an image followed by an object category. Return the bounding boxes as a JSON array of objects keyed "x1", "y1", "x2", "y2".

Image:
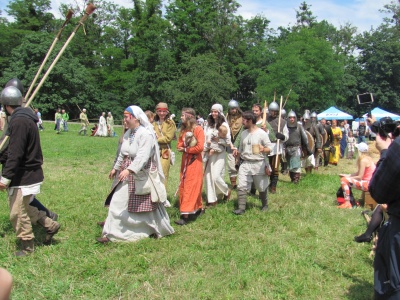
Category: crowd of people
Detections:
[{"x1": 1, "y1": 76, "x2": 400, "y2": 299}]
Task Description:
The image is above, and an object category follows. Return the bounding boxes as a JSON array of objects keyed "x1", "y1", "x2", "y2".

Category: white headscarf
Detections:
[
  {"x1": 210, "y1": 103, "x2": 228, "y2": 124},
  {"x1": 125, "y1": 105, "x2": 165, "y2": 182}
]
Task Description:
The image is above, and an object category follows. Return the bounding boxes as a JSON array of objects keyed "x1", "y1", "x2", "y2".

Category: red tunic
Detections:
[{"x1": 178, "y1": 126, "x2": 205, "y2": 214}]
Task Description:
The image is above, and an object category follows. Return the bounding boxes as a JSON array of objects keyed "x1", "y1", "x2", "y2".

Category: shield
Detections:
[
  {"x1": 322, "y1": 128, "x2": 328, "y2": 146},
  {"x1": 302, "y1": 130, "x2": 315, "y2": 157}
]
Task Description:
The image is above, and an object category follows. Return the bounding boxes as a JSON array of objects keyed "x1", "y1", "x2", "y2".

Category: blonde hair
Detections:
[
  {"x1": 144, "y1": 110, "x2": 154, "y2": 122},
  {"x1": 218, "y1": 125, "x2": 228, "y2": 138}
]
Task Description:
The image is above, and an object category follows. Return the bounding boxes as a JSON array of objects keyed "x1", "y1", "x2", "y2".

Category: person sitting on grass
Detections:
[{"x1": 338, "y1": 142, "x2": 376, "y2": 209}]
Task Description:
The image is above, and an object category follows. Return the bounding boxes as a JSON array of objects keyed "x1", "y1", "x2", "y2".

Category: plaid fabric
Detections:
[{"x1": 120, "y1": 156, "x2": 158, "y2": 213}]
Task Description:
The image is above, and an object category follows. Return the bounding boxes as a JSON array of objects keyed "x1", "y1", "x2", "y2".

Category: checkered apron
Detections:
[{"x1": 121, "y1": 156, "x2": 158, "y2": 213}]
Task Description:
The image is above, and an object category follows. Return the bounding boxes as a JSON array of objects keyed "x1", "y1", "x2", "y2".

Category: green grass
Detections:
[{"x1": 0, "y1": 122, "x2": 374, "y2": 299}]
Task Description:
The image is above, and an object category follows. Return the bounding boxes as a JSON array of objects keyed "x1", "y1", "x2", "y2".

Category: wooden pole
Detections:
[
  {"x1": 24, "y1": 10, "x2": 74, "y2": 100},
  {"x1": 274, "y1": 95, "x2": 283, "y2": 169}
]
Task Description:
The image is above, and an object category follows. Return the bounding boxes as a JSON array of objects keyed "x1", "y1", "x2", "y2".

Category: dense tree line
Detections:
[{"x1": 1, "y1": 0, "x2": 400, "y2": 121}]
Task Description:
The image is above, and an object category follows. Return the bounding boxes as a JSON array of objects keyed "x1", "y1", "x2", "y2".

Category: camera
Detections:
[{"x1": 370, "y1": 117, "x2": 400, "y2": 138}]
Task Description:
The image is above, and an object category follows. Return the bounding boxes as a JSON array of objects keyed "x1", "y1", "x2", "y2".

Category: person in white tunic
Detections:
[
  {"x1": 94, "y1": 112, "x2": 108, "y2": 137},
  {"x1": 203, "y1": 104, "x2": 232, "y2": 208},
  {"x1": 233, "y1": 111, "x2": 273, "y2": 215},
  {"x1": 96, "y1": 105, "x2": 174, "y2": 243}
]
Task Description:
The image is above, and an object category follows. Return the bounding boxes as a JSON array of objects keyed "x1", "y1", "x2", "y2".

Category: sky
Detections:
[{"x1": 0, "y1": 0, "x2": 393, "y2": 33}]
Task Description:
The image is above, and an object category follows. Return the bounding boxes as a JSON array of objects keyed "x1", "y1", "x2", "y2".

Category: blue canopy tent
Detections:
[
  {"x1": 317, "y1": 106, "x2": 353, "y2": 120},
  {"x1": 365, "y1": 107, "x2": 400, "y2": 121}
]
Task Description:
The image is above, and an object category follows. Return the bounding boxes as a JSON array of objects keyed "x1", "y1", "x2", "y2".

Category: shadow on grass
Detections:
[
  {"x1": 316, "y1": 261, "x2": 374, "y2": 299},
  {"x1": 345, "y1": 272, "x2": 374, "y2": 300}
]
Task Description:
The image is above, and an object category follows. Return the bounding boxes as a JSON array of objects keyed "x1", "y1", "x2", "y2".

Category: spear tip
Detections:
[{"x1": 85, "y1": 3, "x2": 97, "y2": 15}]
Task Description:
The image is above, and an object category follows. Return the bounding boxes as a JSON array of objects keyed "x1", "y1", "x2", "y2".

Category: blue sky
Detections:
[{"x1": 0, "y1": 0, "x2": 392, "y2": 33}]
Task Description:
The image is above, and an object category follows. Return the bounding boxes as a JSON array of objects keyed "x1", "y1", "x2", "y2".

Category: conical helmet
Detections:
[
  {"x1": 311, "y1": 111, "x2": 318, "y2": 118},
  {"x1": 303, "y1": 110, "x2": 311, "y2": 120},
  {"x1": 228, "y1": 99, "x2": 239, "y2": 109},
  {"x1": 288, "y1": 110, "x2": 296, "y2": 118},
  {"x1": 5, "y1": 78, "x2": 24, "y2": 95},
  {"x1": 1, "y1": 86, "x2": 23, "y2": 106},
  {"x1": 281, "y1": 108, "x2": 287, "y2": 118},
  {"x1": 268, "y1": 101, "x2": 279, "y2": 111}
]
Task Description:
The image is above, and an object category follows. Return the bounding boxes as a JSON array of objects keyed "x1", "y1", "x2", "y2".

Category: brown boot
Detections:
[
  {"x1": 38, "y1": 216, "x2": 61, "y2": 245},
  {"x1": 230, "y1": 177, "x2": 237, "y2": 189},
  {"x1": 15, "y1": 239, "x2": 34, "y2": 257}
]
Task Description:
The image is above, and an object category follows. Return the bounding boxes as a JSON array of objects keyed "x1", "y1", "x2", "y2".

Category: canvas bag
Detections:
[{"x1": 134, "y1": 169, "x2": 167, "y2": 203}]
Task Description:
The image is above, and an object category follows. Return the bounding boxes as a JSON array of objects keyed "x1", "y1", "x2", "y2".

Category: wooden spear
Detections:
[
  {"x1": 25, "y1": 3, "x2": 96, "y2": 108},
  {"x1": 24, "y1": 9, "x2": 74, "y2": 100},
  {"x1": 274, "y1": 95, "x2": 283, "y2": 169},
  {"x1": 283, "y1": 84, "x2": 294, "y2": 108},
  {"x1": 0, "y1": 4, "x2": 96, "y2": 151}
]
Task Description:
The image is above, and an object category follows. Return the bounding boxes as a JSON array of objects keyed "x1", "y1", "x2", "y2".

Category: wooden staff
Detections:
[
  {"x1": 76, "y1": 104, "x2": 89, "y2": 127},
  {"x1": 25, "y1": 3, "x2": 96, "y2": 108},
  {"x1": 0, "y1": 4, "x2": 96, "y2": 151},
  {"x1": 24, "y1": 9, "x2": 74, "y2": 100},
  {"x1": 274, "y1": 95, "x2": 283, "y2": 169},
  {"x1": 262, "y1": 100, "x2": 268, "y2": 126},
  {"x1": 283, "y1": 84, "x2": 294, "y2": 108}
]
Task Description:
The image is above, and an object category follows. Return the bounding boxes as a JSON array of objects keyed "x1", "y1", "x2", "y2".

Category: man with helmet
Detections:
[
  {"x1": 226, "y1": 99, "x2": 243, "y2": 189},
  {"x1": 79, "y1": 108, "x2": 89, "y2": 135},
  {"x1": 302, "y1": 110, "x2": 321, "y2": 174},
  {"x1": 320, "y1": 118, "x2": 334, "y2": 167},
  {"x1": 310, "y1": 111, "x2": 325, "y2": 169},
  {"x1": 266, "y1": 101, "x2": 288, "y2": 193},
  {"x1": 0, "y1": 86, "x2": 60, "y2": 256},
  {"x1": 285, "y1": 110, "x2": 312, "y2": 183}
]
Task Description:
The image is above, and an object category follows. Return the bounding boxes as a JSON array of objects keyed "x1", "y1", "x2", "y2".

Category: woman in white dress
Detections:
[
  {"x1": 94, "y1": 112, "x2": 108, "y2": 136},
  {"x1": 96, "y1": 105, "x2": 174, "y2": 243},
  {"x1": 203, "y1": 104, "x2": 232, "y2": 208}
]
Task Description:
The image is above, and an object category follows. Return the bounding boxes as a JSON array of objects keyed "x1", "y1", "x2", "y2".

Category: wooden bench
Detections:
[{"x1": 362, "y1": 191, "x2": 378, "y2": 210}]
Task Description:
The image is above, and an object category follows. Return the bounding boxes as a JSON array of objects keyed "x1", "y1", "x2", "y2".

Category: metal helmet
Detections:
[
  {"x1": 269, "y1": 101, "x2": 279, "y2": 111},
  {"x1": 281, "y1": 108, "x2": 287, "y2": 118},
  {"x1": 287, "y1": 110, "x2": 296, "y2": 118},
  {"x1": 228, "y1": 99, "x2": 239, "y2": 109},
  {"x1": 311, "y1": 111, "x2": 318, "y2": 118},
  {"x1": 0, "y1": 86, "x2": 23, "y2": 106},
  {"x1": 5, "y1": 78, "x2": 25, "y2": 95},
  {"x1": 303, "y1": 110, "x2": 311, "y2": 120}
]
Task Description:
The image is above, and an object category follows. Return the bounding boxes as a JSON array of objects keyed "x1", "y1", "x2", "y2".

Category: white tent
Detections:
[{"x1": 317, "y1": 106, "x2": 353, "y2": 120}]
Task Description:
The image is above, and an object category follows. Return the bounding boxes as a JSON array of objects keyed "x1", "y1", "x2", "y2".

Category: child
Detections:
[
  {"x1": 204, "y1": 125, "x2": 230, "y2": 156},
  {"x1": 346, "y1": 130, "x2": 356, "y2": 159},
  {"x1": 144, "y1": 110, "x2": 155, "y2": 123}
]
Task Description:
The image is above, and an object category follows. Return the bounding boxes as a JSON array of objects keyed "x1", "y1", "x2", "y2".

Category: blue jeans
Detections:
[{"x1": 358, "y1": 136, "x2": 366, "y2": 143}]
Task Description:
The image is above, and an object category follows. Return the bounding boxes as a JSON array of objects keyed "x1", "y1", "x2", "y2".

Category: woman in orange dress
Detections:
[{"x1": 175, "y1": 107, "x2": 205, "y2": 225}]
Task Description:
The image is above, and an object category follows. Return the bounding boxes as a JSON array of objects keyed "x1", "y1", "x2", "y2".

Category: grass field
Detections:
[{"x1": 0, "y1": 122, "x2": 376, "y2": 299}]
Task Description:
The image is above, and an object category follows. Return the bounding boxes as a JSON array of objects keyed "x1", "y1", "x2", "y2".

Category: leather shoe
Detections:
[
  {"x1": 174, "y1": 218, "x2": 188, "y2": 226},
  {"x1": 223, "y1": 189, "x2": 232, "y2": 201},
  {"x1": 354, "y1": 234, "x2": 372, "y2": 243},
  {"x1": 205, "y1": 202, "x2": 217, "y2": 209},
  {"x1": 97, "y1": 221, "x2": 105, "y2": 227},
  {"x1": 233, "y1": 209, "x2": 245, "y2": 215},
  {"x1": 96, "y1": 236, "x2": 110, "y2": 244}
]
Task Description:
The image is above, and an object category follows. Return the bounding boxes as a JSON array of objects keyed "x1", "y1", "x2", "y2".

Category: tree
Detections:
[
  {"x1": 6, "y1": 0, "x2": 54, "y2": 32},
  {"x1": 354, "y1": 1, "x2": 400, "y2": 114},
  {"x1": 162, "y1": 53, "x2": 237, "y2": 116},
  {"x1": 257, "y1": 26, "x2": 346, "y2": 113}
]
